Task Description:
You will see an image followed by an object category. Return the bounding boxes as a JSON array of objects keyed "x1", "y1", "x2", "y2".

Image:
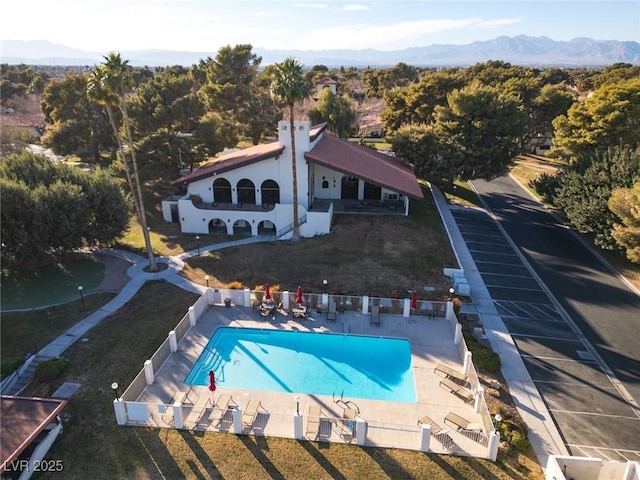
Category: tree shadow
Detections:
[
  {"x1": 238, "y1": 434, "x2": 286, "y2": 479},
  {"x1": 295, "y1": 440, "x2": 347, "y2": 480}
]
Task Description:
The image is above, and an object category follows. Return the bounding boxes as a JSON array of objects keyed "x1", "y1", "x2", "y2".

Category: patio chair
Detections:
[
  {"x1": 209, "y1": 393, "x2": 236, "y2": 424},
  {"x1": 434, "y1": 363, "x2": 468, "y2": 384},
  {"x1": 444, "y1": 412, "x2": 483, "y2": 432},
  {"x1": 327, "y1": 301, "x2": 337, "y2": 321},
  {"x1": 417, "y1": 415, "x2": 443, "y2": 435},
  {"x1": 370, "y1": 305, "x2": 380, "y2": 326},
  {"x1": 306, "y1": 405, "x2": 323, "y2": 440},
  {"x1": 439, "y1": 377, "x2": 474, "y2": 403},
  {"x1": 242, "y1": 399, "x2": 264, "y2": 430}
]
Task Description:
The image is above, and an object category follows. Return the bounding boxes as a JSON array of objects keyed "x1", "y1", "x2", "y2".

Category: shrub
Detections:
[
  {"x1": 224, "y1": 280, "x2": 245, "y2": 290},
  {"x1": 500, "y1": 422, "x2": 531, "y2": 452},
  {"x1": 35, "y1": 357, "x2": 68, "y2": 382}
]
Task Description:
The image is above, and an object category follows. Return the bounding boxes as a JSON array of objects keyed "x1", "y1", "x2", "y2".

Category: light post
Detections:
[
  {"x1": 205, "y1": 275, "x2": 210, "y2": 288},
  {"x1": 449, "y1": 287, "x2": 455, "y2": 301},
  {"x1": 78, "y1": 285, "x2": 85, "y2": 310},
  {"x1": 294, "y1": 395, "x2": 300, "y2": 416},
  {"x1": 494, "y1": 413, "x2": 502, "y2": 435},
  {"x1": 322, "y1": 279, "x2": 328, "y2": 294},
  {"x1": 196, "y1": 235, "x2": 200, "y2": 255},
  {"x1": 111, "y1": 382, "x2": 120, "y2": 400}
]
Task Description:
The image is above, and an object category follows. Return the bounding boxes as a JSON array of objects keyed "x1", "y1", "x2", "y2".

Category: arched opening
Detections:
[
  {"x1": 341, "y1": 176, "x2": 359, "y2": 199},
  {"x1": 363, "y1": 182, "x2": 382, "y2": 200},
  {"x1": 208, "y1": 218, "x2": 227, "y2": 235},
  {"x1": 237, "y1": 178, "x2": 256, "y2": 205},
  {"x1": 261, "y1": 179, "x2": 280, "y2": 205},
  {"x1": 232, "y1": 219, "x2": 252, "y2": 235},
  {"x1": 213, "y1": 178, "x2": 232, "y2": 203},
  {"x1": 257, "y1": 220, "x2": 276, "y2": 235}
]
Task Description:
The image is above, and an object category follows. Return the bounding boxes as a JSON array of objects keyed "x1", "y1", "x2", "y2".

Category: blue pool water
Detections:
[{"x1": 185, "y1": 327, "x2": 417, "y2": 403}]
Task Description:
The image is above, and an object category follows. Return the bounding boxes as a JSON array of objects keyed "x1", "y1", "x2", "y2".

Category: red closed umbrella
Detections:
[
  {"x1": 295, "y1": 286, "x2": 304, "y2": 305},
  {"x1": 411, "y1": 290, "x2": 418, "y2": 309},
  {"x1": 264, "y1": 283, "x2": 271, "y2": 301},
  {"x1": 208, "y1": 370, "x2": 216, "y2": 392}
]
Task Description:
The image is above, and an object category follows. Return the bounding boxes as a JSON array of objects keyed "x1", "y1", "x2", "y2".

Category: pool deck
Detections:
[{"x1": 138, "y1": 304, "x2": 483, "y2": 437}]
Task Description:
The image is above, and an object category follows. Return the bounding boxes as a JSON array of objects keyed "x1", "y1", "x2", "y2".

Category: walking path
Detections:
[{"x1": 6, "y1": 192, "x2": 566, "y2": 467}]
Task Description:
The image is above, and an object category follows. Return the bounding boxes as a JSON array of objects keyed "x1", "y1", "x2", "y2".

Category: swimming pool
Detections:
[{"x1": 185, "y1": 327, "x2": 417, "y2": 403}]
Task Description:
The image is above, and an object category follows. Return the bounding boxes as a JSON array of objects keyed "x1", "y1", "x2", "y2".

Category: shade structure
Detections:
[
  {"x1": 295, "y1": 286, "x2": 304, "y2": 305},
  {"x1": 411, "y1": 290, "x2": 417, "y2": 309},
  {"x1": 264, "y1": 283, "x2": 271, "y2": 301},
  {"x1": 208, "y1": 370, "x2": 216, "y2": 392}
]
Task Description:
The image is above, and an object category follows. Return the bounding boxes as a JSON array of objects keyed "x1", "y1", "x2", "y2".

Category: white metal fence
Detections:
[{"x1": 115, "y1": 292, "x2": 498, "y2": 459}]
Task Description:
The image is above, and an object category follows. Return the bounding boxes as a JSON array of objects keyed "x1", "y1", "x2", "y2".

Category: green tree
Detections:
[
  {"x1": 308, "y1": 88, "x2": 356, "y2": 138},
  {"x1": 126, "y1": 68, "x2": 206, "y2": 173},
  {"x1": 270, "y1": 58, "x2": 313, "y2": 240},
  {"x1": 609, "y1": 181, "x2": 640, "y2": 263},
  {"x1": 541, "y1": 147, "x2": 640, "y2": 249},
  {"x1": 389, "y1": 124, "x2": 448, "y2": 181},
  {"x1": 90, "y1": 53, "x2": 157, "y2": 271},
  {"x1": 0, "y1": 152, "x2": 128, "y2": 265},
  {"x1": 200, "y1": 44, "x2": 278, "y2": 144},
  {"x1": 41, "y1": 73, "x2": 113, "y2": 160},
  {"x1": 433, "y1": 82, "x2": 526, "y2": 180},
  {"x1": 552, "y1": 78, "x2": 640, "y2": 160}
]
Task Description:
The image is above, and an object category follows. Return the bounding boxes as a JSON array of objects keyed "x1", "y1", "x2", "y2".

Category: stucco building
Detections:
[{"x1": 162, "y1": 121, "x2": 423, "y2": 239}]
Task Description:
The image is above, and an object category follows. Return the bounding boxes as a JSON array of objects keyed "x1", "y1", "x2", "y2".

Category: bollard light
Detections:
[
  {"x1": 205, "y1": 275, "x2": 210, "y2": 288},
  {"x1": 78, "y1": 285, "x2": 85, "y2": 310},
  {"x1": 111, "y1": 382, "x2": 120, "y2": 400}
]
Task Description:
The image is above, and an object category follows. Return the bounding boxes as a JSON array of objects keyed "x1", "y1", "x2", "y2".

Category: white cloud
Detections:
[
  {"x1": 297, "y1": 17, "x2": 522, "y2": 50},
  {"x1": 292, "y1": 3, "x2": 328, "y2": 8},
  {"x1": 343, "y1": 4, "x2": 369, "y2": 11}
]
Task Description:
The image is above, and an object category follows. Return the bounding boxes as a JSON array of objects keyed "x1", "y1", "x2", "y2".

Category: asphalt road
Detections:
[{"x1": 464, "y1": 175, "x2": 640, "y2": 460}]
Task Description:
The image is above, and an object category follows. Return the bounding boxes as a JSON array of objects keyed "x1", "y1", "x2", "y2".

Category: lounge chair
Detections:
[
  {"x1": 444, "y1": 412, "x2": 483, "y2": 432},
  {"x1": 209, "y1": 393, "x2": 235, "y2": 423},
  {"x1": 306, "y1": 405, "x2": 323, "y2": 439},
  {"x1": 370, "y1": 305, "x2": 380, "y2": 326},
  {"x1": 439, "y1": 377, "x2": 474, "y2": 403},
  {"x1": 327, "y1": 301, "x2": 337, "y2": 321},
  {"x1": 242, "y1": 399, "x2": 263, "y2": 429},
  {"x1": 434, "y1": 363, "x2": 468, "y2": 384},
  {"x1": 342, "y1": 407, "x2": 357, "y2": 432},
  {"x1": 417, "y1": 415, "x2": 443, "y2": 435}
]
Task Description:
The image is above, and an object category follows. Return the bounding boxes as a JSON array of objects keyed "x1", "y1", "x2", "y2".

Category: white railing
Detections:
[
  {"x1": 150, "y1": 338, "x2": 172, "y2": 374},
  {"x1": 365, "y1": 420, "x2": 422, "y2": 450},
  {"x1": 116, "y1": 294, "x2": 495, "y2": 459},
  {"x1": 174, "y1": 313, "x2": 191, "y2": 342}
]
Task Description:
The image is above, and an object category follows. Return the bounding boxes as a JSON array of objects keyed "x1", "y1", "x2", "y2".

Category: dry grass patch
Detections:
[{"x1": 182, "y1": 199, "x2": 456, "y2": 299}]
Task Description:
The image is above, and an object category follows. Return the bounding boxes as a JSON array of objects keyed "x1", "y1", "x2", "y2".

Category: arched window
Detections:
[
  {"x1": 213, "y1": 178, "x2": 232, "y2": 203},
  {"x1": 261, "y1": 179, "x2": 280, "y2": 204},
  {"x1": 237, "y1": 178, "x2": 256, "y2": 204},
  {"x1": 321, "y1": 180, "x2": 329, "y2": 189}
]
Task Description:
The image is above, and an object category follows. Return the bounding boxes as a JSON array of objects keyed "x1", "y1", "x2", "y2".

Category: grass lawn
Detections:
[
  {"x1": 23, "y1": 282, "x2": 543, "y2": 480},
  {"x1": 0, "y1": 294, "x2": 115, "y2": 377},
  {"x1": 180, "y1": 188, "x2": 457, "y2": 299},
  {"x1": 0, "y1": 258, "x2": 105, "y2": 311}
]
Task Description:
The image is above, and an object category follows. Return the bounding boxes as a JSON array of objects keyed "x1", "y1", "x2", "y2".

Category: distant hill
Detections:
[{"x1": 2, "y1": 36, "x2": 639, "y2": 68}]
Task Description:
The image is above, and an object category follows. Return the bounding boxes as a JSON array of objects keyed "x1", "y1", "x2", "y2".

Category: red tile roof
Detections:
[
  {"x1": 171, "y1": 141, "x2": 285, "y2": 186},
  {"x1": 305, "y1": 133, "x2": 423, "y2": 199},
  {"x1": 1, "y1": 396, "x2": 67, "y2": 473}
]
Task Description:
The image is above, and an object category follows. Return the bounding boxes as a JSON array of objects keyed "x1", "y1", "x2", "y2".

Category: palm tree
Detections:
[
  {"x1": 88, "y1": 53, "x2": 158, "y2": 271},
  {"x1": 270, "y1": 58, "x2": 313, "y2": 240}
]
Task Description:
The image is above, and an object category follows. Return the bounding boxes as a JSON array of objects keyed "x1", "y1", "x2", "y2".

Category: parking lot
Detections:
[{"x1": 452, "y1": 206, "x2": 640, "y2": 461}]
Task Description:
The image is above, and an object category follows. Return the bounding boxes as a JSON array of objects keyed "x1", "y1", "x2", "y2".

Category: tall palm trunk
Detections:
[
  {"x1": 104, "y1": 104, "x2": 143, "y2": 223},
  {"x1": 120, "y1": 98, "x2": 158, "y2": 271},
  {"x1": 289, "y1": 103, "x2": 300, "y2": 240}
]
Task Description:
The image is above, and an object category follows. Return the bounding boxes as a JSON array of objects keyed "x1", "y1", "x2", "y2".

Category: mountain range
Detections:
[{"x1": 2, "y1": 36, "x2": 639, "y2": 68}]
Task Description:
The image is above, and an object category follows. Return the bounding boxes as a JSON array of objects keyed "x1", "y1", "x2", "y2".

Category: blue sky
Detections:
[{"x1": 3, "y1": 0, "x2": 638, "y2": 52}]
